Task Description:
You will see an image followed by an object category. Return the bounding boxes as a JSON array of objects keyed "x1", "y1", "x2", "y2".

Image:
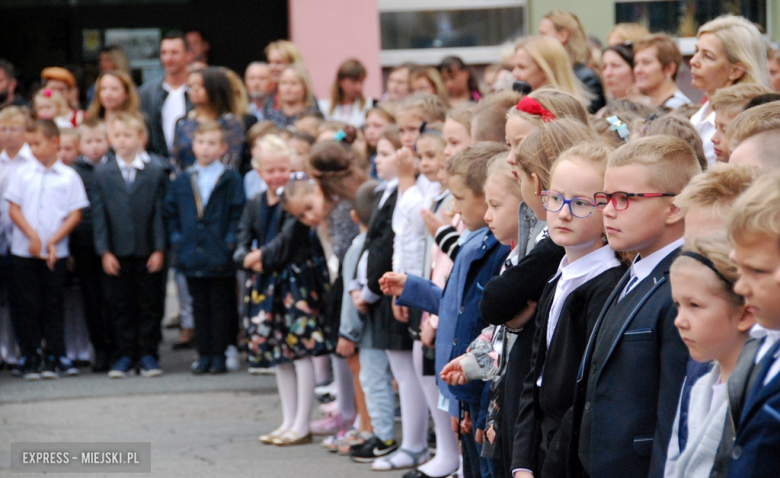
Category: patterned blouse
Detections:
[{"x1": 171, "y1": 112, "x2": 244, "y2": 170}]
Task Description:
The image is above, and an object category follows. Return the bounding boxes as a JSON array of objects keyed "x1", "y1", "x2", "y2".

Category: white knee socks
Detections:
[{"x1": 275, "y1": 357, "x2": 315, "y2": 437}]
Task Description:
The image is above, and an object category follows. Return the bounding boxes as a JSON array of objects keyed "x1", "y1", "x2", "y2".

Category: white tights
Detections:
[
  {"x1": 386, "y1": 349, "x2": 429, "y2": 466},
  {"x1": 412, "y1": 341, "x2": 460, "y2": 477},
  {"x1": 332, "y1": 355, "x2": 356, "y2": 419},
  {"x1": 275, "y1": 357, "x2": 315, "y2": 437}
]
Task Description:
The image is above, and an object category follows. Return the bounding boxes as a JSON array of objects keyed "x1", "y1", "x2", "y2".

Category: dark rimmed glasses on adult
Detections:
[
  {"x1": 594, "y1": 191, "x2": 676, "y2": 212},
  {"x1": 541, "y1": 191, "x2": 597, "y2": 218}
]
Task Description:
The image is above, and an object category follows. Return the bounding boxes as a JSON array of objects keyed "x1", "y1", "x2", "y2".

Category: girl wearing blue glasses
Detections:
[{"x1": 513, "y1": 140, "x2": 627, "y2": 478}]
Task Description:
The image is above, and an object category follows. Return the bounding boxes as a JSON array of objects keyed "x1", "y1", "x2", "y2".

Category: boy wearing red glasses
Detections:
[{"x1": 569, "y1": 135, "x2": 702, "y2": 478}]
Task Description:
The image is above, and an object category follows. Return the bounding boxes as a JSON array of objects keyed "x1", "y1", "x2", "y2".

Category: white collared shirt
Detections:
[
  {"x1": 750, "y1": 324, "x2": 780, "y2": 385},
  {"x1": 620, "y1": 237, "x2": 685, "y2": 300},
  {"x1": 690, "y1": 101, "x2": 716, "y2": 168},
  {"x1": 162, "y1": 82, "x2": 187, "y2": 153},
  {"x1": 537, "y1": 245, "x2": 621, "y2": 387},
  {"x1": 83, "y1": 155, "x2": 108, "y2": 167},
  {"x1": 116, "y1": 153, "x2": 145, "y2": 187},
  {"x1": 4, "y1": 160, "x2": 89, "y2": 258},
  {"x1": 193, "y1": 160, "x2": 225, "y2": 206},
  {"x1": 0, "y1": 144, "x2": 35, "y2": 254}
]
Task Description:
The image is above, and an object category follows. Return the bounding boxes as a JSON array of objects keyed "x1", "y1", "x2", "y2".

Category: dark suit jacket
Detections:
[
  {"x1": 91, "y1": 155, "x2": 169, "y2": 258},
  {"x1": 726, "y1": 339, "x2": 780, "y2": 478},
  {"x1": 138, "y1": 77, "x2": 193, "y2": 158},
  {"x1": 570, "y1": 248, "x2": 688, "y2": 478},
  {"x1": 574, "y1": 63, "x2": 606, "y2": 114},
  {"x1": 70, "y1": 156, "x2": 100, "y2": 246},
  {"x1": 513, "y1": 265, "x2": 626, "y2": 477}
]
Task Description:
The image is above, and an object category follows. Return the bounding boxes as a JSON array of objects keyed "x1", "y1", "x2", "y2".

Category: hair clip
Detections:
[
  {"x1": 333, "y1": 129, "x2": 347, "y2": 142},
  {"x1": 44, "y1": 89, "x2": 52, "y2": 98},
  {"x1": 276, "y1": 186, "x2": 285, "y2": 197},
  {"x1": 516, "y1": 97, "x2": 555, "y2": 122},
  {"x1": 641, "y1": 113, "x2": 659, "y2": 137},
  {"x1": 607, "y1": 115, "x2": 630, "y2": 142}
]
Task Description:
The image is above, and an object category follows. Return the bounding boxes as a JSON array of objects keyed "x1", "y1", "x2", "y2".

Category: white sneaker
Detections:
[{"x1": 225, "y1": 345, "x2": 240, "y2": 371}]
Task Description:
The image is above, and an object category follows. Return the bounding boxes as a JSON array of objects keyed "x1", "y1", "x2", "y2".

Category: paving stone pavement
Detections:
[{"x1": 0, "y1": 330, "x2": 381, "y2": 478}]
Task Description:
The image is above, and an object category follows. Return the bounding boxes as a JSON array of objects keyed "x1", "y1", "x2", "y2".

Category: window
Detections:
[
  {"x1": 615, "y1": 0, "x2": 768, "y2": 37},
  {"x1": 378, "y1": 0, "x2": 526, "y2": 66}
]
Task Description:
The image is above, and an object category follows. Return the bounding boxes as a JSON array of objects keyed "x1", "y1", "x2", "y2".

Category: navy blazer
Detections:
[
  {"x1": 91, "y1": 155, "x2": 168, "y2": 258},
  {"x1": 570, "y1": 247, "x2": 688, "y2": 478},
  {"x1": 727, "y1": 340, "x2": 780, "y2": 478},
  {"x1": 397, "y1": 228, "x2": 509, "y2": 413},
  {"x1": 164, "y1": 166, "x2": 245, "y2": 277}
]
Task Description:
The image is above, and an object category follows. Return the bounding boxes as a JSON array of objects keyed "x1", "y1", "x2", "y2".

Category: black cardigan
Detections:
[{"x1": 511, "y1": 264, "x2": 627, "y2": 477}]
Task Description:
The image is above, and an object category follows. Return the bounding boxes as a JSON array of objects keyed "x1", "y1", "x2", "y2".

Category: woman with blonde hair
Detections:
[
  {"x1": 512, "y1": 36, "x2": 594, "y2": 110},
  {"x1": 86, "y1": 70, "x2": 139, "y2": 124},
  {"x1": 261, "y1": 40, "x2": 311, "y2": 121},
  {"x1": 409, "y1": 66, "x2": 449, "y2": 106},
  {"x1": 539, "y1": 10, "x2": 606, "y2": 112},
  {"x1": 689, "y1": 15, "x2": 769, "y2": 166},
  {"x1": 319, "y1": 58, "x2": 373, "y2": 128},
  {"x1": 264, "y1": 63, "x2": 321, "y2": 129}
]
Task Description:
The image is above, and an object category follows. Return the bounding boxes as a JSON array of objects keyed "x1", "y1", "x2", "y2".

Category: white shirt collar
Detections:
[
  {"x1": 0, "y1": 143, "x2": 33, "y2": 163},
  {"x1": 31, "y1": 159, "x2": 66, "y2": 174},
  {"x1": 193, "y1": 160, "x2": 224, "y2": 174},
  {"x1": 631, "y1": 237, "x2": 684, "y2": 281},
  {"x1": 116, "y1": 154, "x2": 145, "y2": 171},
  {"x1": 551, "y1": 245, "x2": 619, "y2": 283},
  {"x1": 84, "y1": 155, "x2": 108, "y2": 167},
  {"x1": 750, "y1": 323, "x2": 780, "y2": 342},
  {"x1": 691, "y1": 100, "x2": 715, "y2": 125}
]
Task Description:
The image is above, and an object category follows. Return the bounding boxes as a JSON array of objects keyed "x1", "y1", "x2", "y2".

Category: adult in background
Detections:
[
  {"x1": 261, "y1": 40, "x2": 305, "y2": 122},
  {"x1": 0, "y1": 60, "x2": 29, "y2": 110},
  {"x1": 634, "y1": 34, "x2": 691, "y2": 109},
  {"x1": 607, "y1": 23, "x2": 650, "y2": 46},
  {"x1": 539, "y1": 10, "x2": 606, "y2": 113},
  {"x1": 601, "y1": 42, "x2": 637, "y2": 102},
  {"x1": 439, "y1": 56, "x2": 481, "y2": 107},
  {"x1": 86, "y1": 70, "x2": 139, "y2": 125},
  {"x1": 87, "y1": 46, "x2": 130, "y2": 106},
  {"x1": 245, "y1": 62, "x2": 274, "y2": 121},
  {"x1": 171, "y1": 67, "x2": 244, "y2": 170},
  {"x1": 138, "y1": 31, "x2": 193, "y2": 159},
  {"x1": 319, "y1": 59, "x2": 373, "y2": 128},
  {"x1": 185, "y1": 29, "x2": 210, "y2": 64},
  {"x1": 264, "y1": 63, "x2": 320, "y2": 129},
  {"x1": 689, "y1": 15, "x2": 769, "y2": 166}
]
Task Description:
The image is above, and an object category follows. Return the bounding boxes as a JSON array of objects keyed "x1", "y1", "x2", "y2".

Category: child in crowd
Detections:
[
  {"x1": 33, "y1": 88, "x2": 72, "y2": 129},
  {"x1": 726, "y1": 103, "x2": 780, "y2": 170},
  {"x1": 364, "y1": 106, "x2": 395, "y2": 178},
  {"x1": 287, "y1": 131, "x2": 314, "y2": 171},
  {"x1": 58, "y1": 128, "x2": 79, "y2": 166},
  {"x1": 92, "y1": 113, "x2": 169, "y2": 378},
  {"x1": 572, "y1": 135, "x2": 702, "y2": 478},
  {"x1": 248, "y1": 175, "x2": 331, "y2": 446},
  {"x1": 234, "y1": 134, "x2": 294, "y2": 375},
  {"x1": 70, "y1": 118, "x2": 111, "y2": 372},
  {"x1": 346, "y1": 127, "x2": 405, "y2": 464},
  {"x1": 709, "y1": 83, "x2": 773, "y2": 163},
  {"x1": 328, "y1": 179, "x2": 379, "y2": 454},
  {"x1": 512, "y1": 142, "x2": 626, "y2": 478},
  {"x1": 674, "y1": 163, "x2": 757, "y2": 240},
  {"x1": 664, "y1": 234, "x2": 754, "y2": 478},
  {"x1": 165, "y1": 121, "x2": 245, "y2": 374},
  {"x1": 384, "y1": 142, "x2": 511, "y2": 478},
  {"x1": 638, "y1": 114, "x2": 708, "y2": 171},
  {"x1": 5, "y1": 120, "x2": 88, "y2": 379},
  {"x1": 724, "y1": 172, "x2": 780, "y2": 478}
]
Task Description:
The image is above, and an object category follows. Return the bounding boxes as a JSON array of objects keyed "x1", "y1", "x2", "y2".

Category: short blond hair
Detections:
[
  {"x1": 639, "y1": 114, "x2": 708, "y2": 171},
  {"x1": 710, "y1": 83, "x2": 774, "y2": 113},
  {"x1": 446, "y1": 103, "x2": 475, "y2": 132},
  {"x1": 674, "y1": 163, "x2": 757, "y2": 216},
  {"x1": 507, "y1": 87, "x2": 590, "y2": 127},
  {"x1": 251, "y1": 134, "x2": 293, "y2": 170},
  {"x1": 516, "y1": 118, "x2": 597, "y2": 191},
  {"x1": 0, "y1": 106, "x2": 28, "y2": 123},
  {"x1": 727, "y1": 170, "x2": 780, "y2": 246},
  {"x1": 608, "y1": 23, "x2": 650, "y2": 44},
  {"x1": 697, "y1": 15, "x2": 769, "y2": 87},
  {"x1": 396, "y1": 94, "x2": 448, "y2": 123},
  {"x1": 608, "y1": 135, "x2": 702, "y2": 194},
  {"x1": 76, "y1": 117, "x2": 107, "y2": 139},
  {"x1": 516, "y1": 36, "x2": 593, "y2": 107},
  {"x1": 108, "y1": 112, "x2": 147, "y2": 137},
  {"x1": 726, "y1": 102, "x2": 780, "y2": 152},
  {"x1": 487, "y1": 151, "x2": 523, "y2": 199},
  {"x1": 552, "y1": 141, "x2": 611, "y2": 180},
  {"x1": 672, "y1": 233, "x2": 743, "y2": 306},
  {"x1": 446, "y1": 142, "x2": 509, "y2": 196}
]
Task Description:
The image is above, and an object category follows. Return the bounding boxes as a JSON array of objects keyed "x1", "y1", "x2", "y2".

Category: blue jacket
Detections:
[
  {"x1": 728, "y1": 339, "x2": 780, "y2": 478},
  {"x1": 165, "y1": 166, "x2": 245, "y2": 277},
  {"x1": 397, "y1": 227, "x2": 509, "y2": 416}
]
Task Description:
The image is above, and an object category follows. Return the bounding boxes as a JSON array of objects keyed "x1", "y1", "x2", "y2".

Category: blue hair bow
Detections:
[{"x1": 607, "y1": 116, "x2": 630, "y2": 142}]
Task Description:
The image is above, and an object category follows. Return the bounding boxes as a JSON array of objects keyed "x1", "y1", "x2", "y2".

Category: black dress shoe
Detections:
[
  {"x1": 192, "y1": 357, "x2": 211, "y2": 374},
  {"x1": 92, "y1": 350, "x2": 111, "y2": 373},
  {"x1": 209, "y1": 356, "x2": 227, "y2": 374}
]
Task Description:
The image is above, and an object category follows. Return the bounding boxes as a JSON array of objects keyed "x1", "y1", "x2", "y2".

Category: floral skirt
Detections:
[{"x1": 242, "y1": 258, "x2": 331, "y2": 367}]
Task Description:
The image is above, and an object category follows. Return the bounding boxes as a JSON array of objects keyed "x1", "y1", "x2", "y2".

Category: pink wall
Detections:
[{"x1": 289, "y1": 0, "x2": 383, "y2": 101}]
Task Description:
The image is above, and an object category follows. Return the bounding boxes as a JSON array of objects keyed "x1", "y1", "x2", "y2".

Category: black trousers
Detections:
[
  {"x1": 11, "y1": 256, "x2": 68, "y2": 358},
  {"x1": 70, "y1": 241, "x2": 111, "y2": 356},
  {"x1": 186, "y1": 276, "x2": 237, "y2": 357},
  {"x1": 104, "y1": 256, "x2": 163, "y2": 359}
]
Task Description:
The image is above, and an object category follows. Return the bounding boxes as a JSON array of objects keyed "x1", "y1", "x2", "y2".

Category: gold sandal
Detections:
[
  {"x1": 272, "y1": 431, "x2": 313, "y2": 447},
  {"x1": 258, "y1": 428, "x2": 286, "y2": 445}
]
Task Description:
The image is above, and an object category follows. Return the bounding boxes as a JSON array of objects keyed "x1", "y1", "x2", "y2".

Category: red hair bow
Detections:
[{"x1": 516, "y1": 97, "x2": 555, "y2": 122}]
